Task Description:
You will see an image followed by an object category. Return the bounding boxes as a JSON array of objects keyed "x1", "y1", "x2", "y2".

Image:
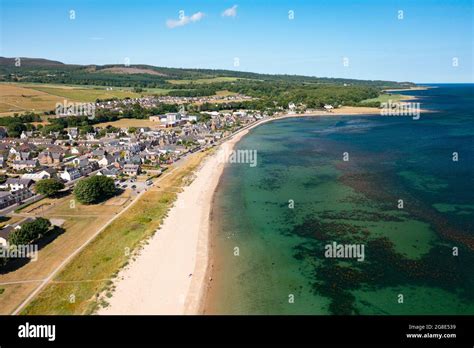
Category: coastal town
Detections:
[
  {"x1": 0, "y1": 90, "x2": 347, "y2": 218},
  {"x1": 0, "y1": 0, "x2": 471, "y2": 345},
  {"x1": 0, "y1": 90, "x2": 274, "y2": 312},
  {"x1": 0, "y1": 69, "x2": 414, "y2": 316},
  {"x1": 0, "y1": 102, "x2": 267, "y2": 216}
]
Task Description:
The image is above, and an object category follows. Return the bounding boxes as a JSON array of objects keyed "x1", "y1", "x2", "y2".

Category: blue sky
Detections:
[{"x1": 1, "y1": 0, "x2": 472, "y2": 83}]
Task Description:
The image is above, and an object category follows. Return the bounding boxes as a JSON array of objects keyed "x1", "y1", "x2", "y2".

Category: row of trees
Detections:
[
  {"x1": 32, "y1": 175, "x2": 116, "y2": 204},
  {"x1": 35, "y1": 176, "x2": 116, "y2": 204}
]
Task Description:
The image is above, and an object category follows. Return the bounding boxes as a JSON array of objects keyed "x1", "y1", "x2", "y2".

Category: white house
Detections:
[
  {"x1": 324, "y1": 104, "x2": 334, "y2": 111},
  {"x1": 98, "y1": 155, "x2": 115, "y2": 167},
  {"x1": 60, "y1": 168, "x2": 81, "y2": 182},
  {"x1": 288, "y1": 103, "x2": 297, "y2": 114},
  {"x1": 2, "y1": 178, "x2": 34, "y2": 191},
  {"x1": 21, "y1": 168, "x2": 56, "y2": 182},
  {"x1": 182, "y1": 115, "x2": 198, "y2": 122}
]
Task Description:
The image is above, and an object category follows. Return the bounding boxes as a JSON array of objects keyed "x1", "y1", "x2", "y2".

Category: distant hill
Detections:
[
  {"x1": 0, "y1": 57, "x2": 66, "y2": 67},
  {"x1": 0, "y1": 57, "x2": 415, "y2": 90},
  {"x1": 96, "y1": 66, "x2": 168, "y2": 76}
]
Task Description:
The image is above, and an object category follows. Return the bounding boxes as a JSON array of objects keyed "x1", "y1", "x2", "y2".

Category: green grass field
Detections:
[{"x1": 29, "y1": 86, "x2": 142, "y2": 102}]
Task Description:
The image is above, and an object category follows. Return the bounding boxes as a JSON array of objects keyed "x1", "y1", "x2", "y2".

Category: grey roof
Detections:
[
  {"x1": 5, "y1": 178, "x2": 34, "y2": 186},
  {"x1": 0, "y1": 225, "x2": 13, "y2": 240}
]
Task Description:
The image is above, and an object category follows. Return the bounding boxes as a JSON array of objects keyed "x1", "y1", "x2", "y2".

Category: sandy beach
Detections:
[
  {"x1": 98, "y1": 117, "x2": 263, "y2": 315},
  {"x1": 98, "y1": 107, "x2": 414, "y2": 315}
]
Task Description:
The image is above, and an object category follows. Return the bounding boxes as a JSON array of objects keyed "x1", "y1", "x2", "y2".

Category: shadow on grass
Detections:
[
  {"x1": 0, "y1": 216, "x2": 11, "y2": 224},
  {"x1": 0, "y1": 226, "x2": 66, "y2": 275},
  {"x1": 80, "y1": 188, "x2": 125, "y2": 205}
]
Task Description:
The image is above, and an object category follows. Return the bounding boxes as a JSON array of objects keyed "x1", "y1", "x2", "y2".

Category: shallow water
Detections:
[{"x1": 207, "y1": 84, "x2": 474, "y2": 315}]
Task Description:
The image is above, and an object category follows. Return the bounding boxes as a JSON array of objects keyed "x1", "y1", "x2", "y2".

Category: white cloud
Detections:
[
  {"x1": 222, "y1": 5, "x2": 238, "y2": 17},
  {"x1": 166, "y1": 11, "x2": 205, "y2": 29}
]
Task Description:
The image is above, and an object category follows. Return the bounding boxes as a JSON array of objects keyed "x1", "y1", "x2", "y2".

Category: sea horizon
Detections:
[{"x1": 205, "y1": 84, "x2": 474, "y2": 315}]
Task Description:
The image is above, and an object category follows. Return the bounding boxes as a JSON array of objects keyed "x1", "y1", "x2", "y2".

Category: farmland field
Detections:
[
  {"x1": 0, "y1": 83, "x2": 171, "y2": 116},
  {"x1": 30, "y1": 86, "x2": 142, "y2": 102},
  {"x1": 0, "y1": 83, "x2": 64, "y2": 115},
  {"x1": 94, "y1": 118, "x2": 161, "y2": 129}
]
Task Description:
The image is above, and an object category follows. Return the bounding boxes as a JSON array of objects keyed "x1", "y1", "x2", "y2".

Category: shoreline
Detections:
[
  {"x1": 383, "y1": 86, "x2": 433, "y2": 92},
  {"x1": 99, "y1": 106, "x2": 428, "y2": 315}
]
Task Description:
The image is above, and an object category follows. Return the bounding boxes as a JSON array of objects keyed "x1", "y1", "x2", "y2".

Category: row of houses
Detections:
[{"x1": 0, "y1": 109, "x2": 266, "y2": 213}]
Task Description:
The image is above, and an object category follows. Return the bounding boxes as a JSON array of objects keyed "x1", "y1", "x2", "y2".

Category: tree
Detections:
[
  {"x1": 35, "y1": 178, "x2": 65, "y2": 197},
  {"x1": 74, "y1": 175, "x2": 116, "y2": 204},
  {"x1": 7, "y1": 122, "x2": 26, "y2": 138},
  {"x1": 8, "y1": 218, "x2": 52, "y2": 246}
]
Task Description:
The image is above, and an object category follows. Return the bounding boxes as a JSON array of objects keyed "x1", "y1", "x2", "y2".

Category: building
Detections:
[
  {"x1": 2, "y1": 178, "x2": 34, "y2": 191},
  {"x1": 59, "y1": 167, "x2": 82, "y2": 182},
  {"x1": 149, "y1": 116, "x2": 161, "y2": 122},
  {"x1": 67, "y1": 128, "x2": 79, "y2": 140},
  {"x1": 38, "y1": 151, "x2": 63, "y2": 165},
  {"x1": 0, "y1": 225, "x2": 12, "y2": 247},
  {"x1": 0, "y1": 189, "x2": 34, "y2": 210},
  {"x1": 11, "y1": 160, "x2": 38, "y2": 171},
  {"x1": 21, "y1": 168, "x2": 57, "y2": 182},
  {"x1": 0, "y1": 218, "x2": 37, "y2": 247},
  {"x1": 72, "y1": 156, "x2": 89, "y2": 168},
  {"x1": 96, "y1": 166, "x2": 120, "y2": 178},
  {"x1": 324, "y1": 104, "x2": 334, "y2": 111},
  {"x1": 123, "y1": 164, "x2": 140, "y2": 176},
  {"x1": 98, "y1": 154, "x2": 116, "y2": 167}
]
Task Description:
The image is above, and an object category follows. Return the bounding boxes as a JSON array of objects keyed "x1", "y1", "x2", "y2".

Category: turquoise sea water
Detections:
[{"x1": 206, "y1": 84, "x2": 474, "y2": 315}]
